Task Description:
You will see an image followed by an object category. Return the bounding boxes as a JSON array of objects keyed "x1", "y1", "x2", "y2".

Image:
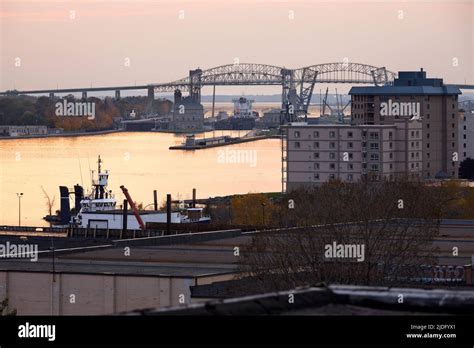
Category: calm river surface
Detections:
[{"x1": 0, "y1": 131, "x2": 281, "y2": 226}]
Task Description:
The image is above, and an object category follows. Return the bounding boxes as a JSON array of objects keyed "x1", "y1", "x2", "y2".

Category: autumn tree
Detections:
[{"x1": 231, "y1": 193, "x2": 277, "y2": 226}]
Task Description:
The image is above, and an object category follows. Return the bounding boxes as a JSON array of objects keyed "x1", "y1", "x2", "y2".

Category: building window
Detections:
[
  {"x1": 314, "y1": 142, "x2": 319, "y2": 148},
  {"x1": 389, "y1": 153, "x2": 393, "y2": 159},
  {"x1": 348, "y1": 131, "x2": 353, "y2": 138},
  {"x1": 370, "y1": 164, "x2": 379, "y2": 172},
  {"x1": 370, "y1": 143, "x2": 379, "y2": 150},
  {"x1": 329, "y1": 142, "x2": 336, "y2": 149},
  {"x1": 314, "y1": 163, "x2": 319, "y2": 170},
  {"x1": 314, "y1": 173, "x2": 320, "y2": 180},
  {"x1": 348, "y1": 163, "x2": 354, "y2": 170},
  {"x1": 295, "y1": 142, "x2": 300, "y2": 149},
  {"x1": 329, "y1": 153, "x2": 336, "y2": 159},
  {"x1": 294, "y1": 131, "x2": 300, "y2": 138},
  {"x1": 330, "y1": 163, "x2": 336, "y2": 170},
  {"x1": 427, "y1": 143, "x2": 430, "y2": 149},
  {"x1": 314, "y1": 153, "x2": 319, "y2": 159},
  {"x1": 370, "y1": 153, "x2": 379, "y2": 161},
  {"x1": 314, "y1": 131, "x2": 319, "y2": 138},
  {"x1": 329, "y1": 131, "x2": 336, "y2": 138},
  {"x1": 347, "y1": 174, "x2": 353, "y2": 181},
  {"x1": 329, "y1": 174, "x2": 336, "y2": 179},
  {"x1": 389, "y1": 131, "x2": 393, "y2": 139},
  {"x1": 369, "y1": 132, "x2": 379, "y2": 140},
  {"x1": 348, "y1": 142, "x2": 353, "y2": 149}
]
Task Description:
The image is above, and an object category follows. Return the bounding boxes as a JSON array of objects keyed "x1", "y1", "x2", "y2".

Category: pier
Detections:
[{"x1": 169, "y1": 132, "x2": 277, "y2": 150}]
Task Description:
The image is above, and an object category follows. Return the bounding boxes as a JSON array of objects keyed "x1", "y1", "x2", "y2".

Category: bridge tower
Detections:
[
  {"x1": 280, "y1": 69, "x2": 297, "y2": 124},
  {"x1": 189, "y1": 69, "x2": 202, "y2": 104}
]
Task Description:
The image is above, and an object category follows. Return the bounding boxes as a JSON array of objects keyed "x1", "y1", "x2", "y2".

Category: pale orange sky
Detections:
[{"x1": 1, "y1": 0, "x2": 473, "y2": 95}]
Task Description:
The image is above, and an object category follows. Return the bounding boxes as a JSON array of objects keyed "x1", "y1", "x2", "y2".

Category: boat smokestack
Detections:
[
  {"x1": 59, "y1": 186, "x2": 71, "y2": 224},
  {"x1": 153, "y1": 190, "x2": 158, "y2": 211},
  {"x1": 122, "y1": 199, "x2": 128, "y2": 233},
  {"x1": 74, "y1": 184, "x2": 83, "y2": 213},
  {"x1": 192, "y1": 188, "x2": 196, "y2": 208}
]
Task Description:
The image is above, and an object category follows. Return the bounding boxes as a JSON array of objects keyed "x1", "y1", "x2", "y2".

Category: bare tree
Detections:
[
  {"x1": 238, "y1": 177, "x2": 457, "y2": 293},
  {"x1": 41, "y1": 186, "x2": 56, "y2": 228},
  {"x1": 0, "y1": 298, "x2": 16, "y2": 316}
]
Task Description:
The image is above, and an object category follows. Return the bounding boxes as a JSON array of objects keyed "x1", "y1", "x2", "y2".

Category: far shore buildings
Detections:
[
  {"x1": 285, "y1": 69, "x2": 462, "y2": 190},
  {"x1": 0, "y1": 125, "x2": 47, "y2": 137}
]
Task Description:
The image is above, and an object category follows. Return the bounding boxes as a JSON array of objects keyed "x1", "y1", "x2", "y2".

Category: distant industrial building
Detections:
[
  {"x1": 171, "y1": 89, "x2": 204, "y2": 131},
  {"x1": 259, "y1": 109, "x2": 281, "y2": 128},
  {"x1": 284, "y1": 119, "x2": 422, "y2": 189},
  {"x1": 0, "y1": 125, "x2": 47, "y2": 137},
  {"x1": 350, "y1": 69, "x2": 462, "y2": 179}
]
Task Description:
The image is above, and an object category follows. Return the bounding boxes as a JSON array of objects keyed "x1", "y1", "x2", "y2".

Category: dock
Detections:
[{"x1": 169, "y1": 133, "x2": 277, "y2": 150}]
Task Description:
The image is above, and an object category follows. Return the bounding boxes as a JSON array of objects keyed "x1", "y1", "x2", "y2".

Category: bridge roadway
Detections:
[{"x1": 0, "y1": 62, "x2": 398, "y2": 97}]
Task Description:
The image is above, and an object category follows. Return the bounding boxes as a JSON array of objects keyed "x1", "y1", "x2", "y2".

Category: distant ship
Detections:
[{"x1": 232, "y1": 97, "x2": 259, "y2": 118}]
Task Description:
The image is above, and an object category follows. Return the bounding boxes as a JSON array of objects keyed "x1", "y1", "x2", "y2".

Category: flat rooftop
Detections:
[{"x1": 0, "y1": 234, "x2": 252, "y2": 278}]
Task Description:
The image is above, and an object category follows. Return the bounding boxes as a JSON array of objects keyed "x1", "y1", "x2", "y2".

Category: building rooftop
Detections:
[
  {"x1": 124, "y1": 284, "x2": 474, "y2": 315},
  {"x1": 349, "y1": 85, "x2": 462, "y2": 96},
  {"x1": 0, "y1": 233, "x2": 251, "y2": 278}
]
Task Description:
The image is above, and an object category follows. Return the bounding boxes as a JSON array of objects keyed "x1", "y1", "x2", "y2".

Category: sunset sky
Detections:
[{"x1": 1, "y1": 0, "x2": 473, "y2": 95}]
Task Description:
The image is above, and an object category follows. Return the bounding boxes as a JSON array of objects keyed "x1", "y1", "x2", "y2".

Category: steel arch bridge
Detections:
[
  {"x1": 152, "y1": 62, "x2": 397, "y2": 92},
  {"x1": 152, "y1": 62, "x2": 397, "y2": 121}
]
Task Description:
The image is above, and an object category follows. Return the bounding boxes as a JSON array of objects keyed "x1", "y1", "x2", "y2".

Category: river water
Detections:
[{"x1": 0, "y1": 131, "x2": 282, "y2": 226}]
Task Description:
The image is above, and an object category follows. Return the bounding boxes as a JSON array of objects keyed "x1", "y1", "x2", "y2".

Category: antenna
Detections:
[
  {"x1": 87, "y1": 155, "x2": 92, "y2": 187},
  {"x1": 78, "y1": 157, "x2": 84, "y2": 187},
  {"x1": 98, "y1": 155, "x2": 102, "y2": 173}
]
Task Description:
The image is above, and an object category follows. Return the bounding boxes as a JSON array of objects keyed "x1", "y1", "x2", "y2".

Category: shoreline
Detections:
[{"x1": 0, "y1": 129, "x2": 123, "y2": 140}]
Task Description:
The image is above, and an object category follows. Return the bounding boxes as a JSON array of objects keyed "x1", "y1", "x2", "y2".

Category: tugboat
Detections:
[
  {"x1": 73, "y1": 155, "x2": 117, "y2": 226},
  {"x1": 46, "y1": 156, "x2": 210, "y2": 230}
]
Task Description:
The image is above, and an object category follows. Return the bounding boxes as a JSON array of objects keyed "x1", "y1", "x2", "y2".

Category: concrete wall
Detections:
[{"x1": 0, "y1": 271, "x2": 196, "y2": 315}]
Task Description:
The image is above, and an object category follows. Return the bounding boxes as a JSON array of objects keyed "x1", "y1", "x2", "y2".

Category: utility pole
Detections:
[{"x1": 16, "y1": 192, "x2": 23, "y2": 227}]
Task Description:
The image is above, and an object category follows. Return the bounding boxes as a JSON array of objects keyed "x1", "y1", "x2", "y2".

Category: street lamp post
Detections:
[{"x1": 16, "y1": 193, "x2": 23, "y2": 227}]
